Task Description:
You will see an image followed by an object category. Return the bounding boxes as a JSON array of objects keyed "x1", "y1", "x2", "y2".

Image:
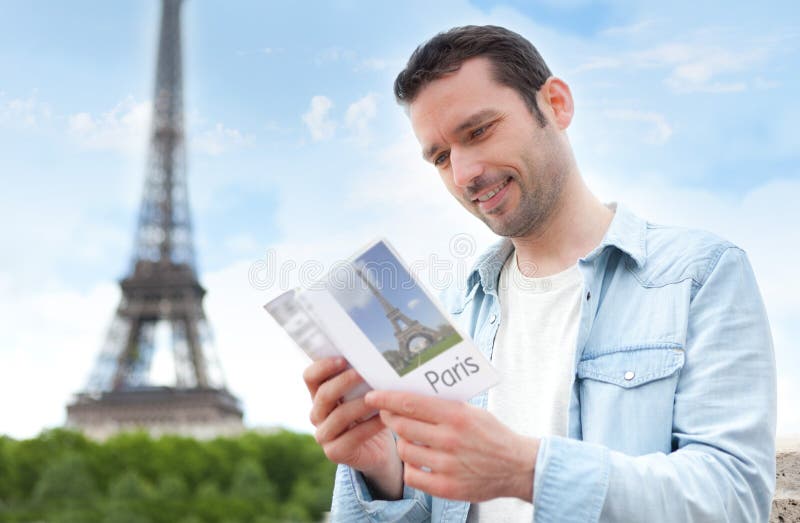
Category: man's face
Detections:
[{"x1": 409, "y1": 57, "x2": 568, "y2": 238}]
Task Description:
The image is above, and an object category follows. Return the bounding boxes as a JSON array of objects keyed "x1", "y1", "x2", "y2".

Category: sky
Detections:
[{"x1": 0, "y1": 0, "x2": 798, "y2": 439}]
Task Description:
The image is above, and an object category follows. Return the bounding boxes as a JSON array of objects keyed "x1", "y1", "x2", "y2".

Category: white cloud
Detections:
[
  {"x1": 203, "y1": 259, "x2": 315, "y2": 433},
  {"x1": 301, "y1": 94, "x2": 378, "y2": 144},
  {"x1": 573, "y1": 39, "x2": 771, "y2": 94},
  {"x1": 0, "y1": 280, "x2": 119, "y2": 439},
  {"x1": 355, "y1": 57, "x2": 407, "y2": 73},
  {"x1": 357, "y1": 58, "x2": 390, "y2": 70},
  {"x1": 0, "y1": 92, "x2": 52, "y2": 128},
  {"x1": 302, "y1": 95, "x2": 336, "y2": 141},
  {"x1": 753, "y1": 77, "x2": 781, "y2": 90},
  {"x1": 315, "y1": 47, "x2": 357, "y2": 65},
  {"x1": 68, "y1": 96, "x2": 151, "y2": 154},
  {"x1": 572, "y1": 57, "x2": 622, "y2": 74},
  {"x1": 665, "y1": 56, "x2": 749, "y2": 93},
  {"x1": 600, "y1": 19, "x2": 656, "y2": 37},
  {"x1": 67, "y1": 97, "x2": 251, "y2": 156},
  {"x1": 314, "y1": 47, "x2": 400, "y2": 74},
  {"x1": 603, "y1": 109, "x2": 673, "y2": 145},
  {"x1": 223, "y1": 233, "x2": 261, "y2": 256},
  {"x1": 235, "y1": 47, "x2": 283, "y2": 57},
  {"x1": 192, "y1": 122, "x2": 255, "y2": 155},
  {"x1": 344, "y1": 93, "x2": 378, "y2": 146},
  {"x1": 536, "y1": 0, "x2": 593, "y2": 7}
]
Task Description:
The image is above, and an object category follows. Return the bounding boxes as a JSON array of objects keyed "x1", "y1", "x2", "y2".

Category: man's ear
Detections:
[{"x1": 540, "y1": 77, "x2": 574, "y2": 130}]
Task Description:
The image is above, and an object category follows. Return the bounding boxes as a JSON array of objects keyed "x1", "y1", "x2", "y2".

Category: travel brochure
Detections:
[{"x1": 264, "y1": 239, "x2": 499, "y2": 401}]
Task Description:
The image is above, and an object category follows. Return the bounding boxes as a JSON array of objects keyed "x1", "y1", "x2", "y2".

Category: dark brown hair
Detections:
[{"x1": 394, "y1": 25, "x2": 552, "y2": 127}]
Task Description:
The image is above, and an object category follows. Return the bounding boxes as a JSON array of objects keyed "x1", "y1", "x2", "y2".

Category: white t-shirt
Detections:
[{"x1": 467, "y1": 251, "x2": 583, "y2": 522}]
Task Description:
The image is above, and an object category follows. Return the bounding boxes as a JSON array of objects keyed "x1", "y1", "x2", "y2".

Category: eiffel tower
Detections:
[
  {"x1": 66, "y1": 0, "x2": 243, "y2": 440},
  {"x1": 354, "y1": 267, "x2": 442, "y2": 366}
]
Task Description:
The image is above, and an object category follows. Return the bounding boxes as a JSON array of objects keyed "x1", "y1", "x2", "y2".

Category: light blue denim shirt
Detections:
[{"x1": 330, "y1": 204, "x2": 776, "y2": 522}]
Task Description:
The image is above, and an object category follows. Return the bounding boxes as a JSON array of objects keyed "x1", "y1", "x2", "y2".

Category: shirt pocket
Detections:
[{"x1": 577, "y1": 345, "x2": 685, "y2": 456}]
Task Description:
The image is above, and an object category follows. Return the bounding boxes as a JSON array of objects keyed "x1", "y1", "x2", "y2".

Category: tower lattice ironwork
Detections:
[
  {"x1": 355, "y1": 267, "x2": 441, "y2": 360},
  {"x1": 67, "y1": 0, "x2": 243, "y2": 439}
]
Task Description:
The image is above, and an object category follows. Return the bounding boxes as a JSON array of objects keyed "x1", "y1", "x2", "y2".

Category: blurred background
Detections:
[{"x1": 0, "y1": 0, "x2": 798, "y2": 520}]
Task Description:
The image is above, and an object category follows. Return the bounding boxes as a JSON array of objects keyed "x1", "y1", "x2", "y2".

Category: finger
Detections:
[
  {"x1": 303, "y1": 357, "x2": 347, "y2": 398},
  {"x1": 366, "y1": 390, "x2": 466, "y2": 426},
  {"x1": 403, "y1": 464, "x2": 459, "y2": 501},
  {"x1": 310, "y1": 368, "x2": 365, "y2": 426},
  {"x1": 315, "y1": 396, "x2": 378, "y2": 444},
  {"x1": 396, "y1": 437, "x2": 450, "y2": 473},
  {"x1": 379, "y1": 410, "x2": 453, "y2": 450},
  {"x1": 321, "y1": 416, "x2": 387, "y2": 465}
]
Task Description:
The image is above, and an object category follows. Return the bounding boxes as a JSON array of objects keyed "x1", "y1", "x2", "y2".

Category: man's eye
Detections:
[
  {"x1": 434, "y1": 152, "x2": 450, "y2": 166},
  {"x1": 471, "y1": 123, "x2": 492, "y2": 139}
]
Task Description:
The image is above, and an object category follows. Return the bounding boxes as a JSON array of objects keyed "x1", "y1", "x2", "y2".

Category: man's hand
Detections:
[
  {"x1": 365, "y1": 390, "x2": 539, "y2": 503},
  {"x1": 303, "y1": 357, "x2": 403, "y2": 500}
]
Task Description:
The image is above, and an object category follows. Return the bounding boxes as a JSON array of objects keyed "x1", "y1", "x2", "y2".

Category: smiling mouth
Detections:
[{"x1": 472, "y1": 178, "x2": 511, "y2": 203}]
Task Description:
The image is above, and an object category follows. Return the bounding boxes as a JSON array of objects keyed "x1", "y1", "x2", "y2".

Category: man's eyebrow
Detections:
[
  {"x1": 453, "y1": 109, "x2": 499, "y2": 134},
  {"x1": 422, "y1": 109, "x2": 500, "y2": 162}
]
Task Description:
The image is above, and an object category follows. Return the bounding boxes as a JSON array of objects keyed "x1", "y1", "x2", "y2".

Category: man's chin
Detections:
[{"x1": 480, "y1": 212, "x2": 536, "y2": 238}]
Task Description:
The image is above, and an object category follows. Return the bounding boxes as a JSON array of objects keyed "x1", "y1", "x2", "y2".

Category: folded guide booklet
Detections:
[{"x1": 263, "y1": 239, "x2": 499, "y2": 401}]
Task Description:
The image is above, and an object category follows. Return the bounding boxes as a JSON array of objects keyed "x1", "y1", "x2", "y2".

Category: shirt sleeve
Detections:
[
  {"x1": 532, "y1": 246, "x2": 777, "y2": 523},
  {"x1": 330, "y1": 464, "x2": 432, "y2": 522}
]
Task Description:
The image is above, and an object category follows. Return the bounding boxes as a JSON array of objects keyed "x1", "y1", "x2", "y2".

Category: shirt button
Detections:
[
  {"x1": 586, "y1": 291, "x2": 591, "y2": 300},
  {"x1": 624, "y1": 371, "x2": 635, "y2": 381},
  {"x1": 489, "y1": 314, "x2": 497, "y2": 324}
]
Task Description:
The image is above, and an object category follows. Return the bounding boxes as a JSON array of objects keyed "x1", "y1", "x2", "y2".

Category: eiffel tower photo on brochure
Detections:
[{"x1": 264, "y1": 239, "x2": 499, "y2": 401}]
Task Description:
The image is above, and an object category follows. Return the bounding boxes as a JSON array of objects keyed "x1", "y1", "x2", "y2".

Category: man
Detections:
[{"x1": 303, "y1": 25, "x2": 776, "y2": 522}]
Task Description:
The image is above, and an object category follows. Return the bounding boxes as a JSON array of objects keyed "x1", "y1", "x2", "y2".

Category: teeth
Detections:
[{"x1": 477, "y1": 180, "x2": 508, "y2": 202}]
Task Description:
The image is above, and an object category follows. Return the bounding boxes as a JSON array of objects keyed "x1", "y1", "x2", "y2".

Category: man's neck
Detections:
[{"x1": 511, "y1": 177, "x2": 613, "y2": 278}]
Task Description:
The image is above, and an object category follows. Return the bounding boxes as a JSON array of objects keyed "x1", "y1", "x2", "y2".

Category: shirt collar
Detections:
[
  {"x1": 465, "y1": 202, "x2": 648, "y2": 297},
  {"x1": 582, "y1": 202, "x2": 647, "y2": 268}
]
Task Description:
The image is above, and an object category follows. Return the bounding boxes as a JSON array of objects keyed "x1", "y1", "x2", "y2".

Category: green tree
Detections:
[
  {"x1": 108, "y1": 470, "x2": 155, "y2": 500},
  {"x1": 151, "y1": 435, "x2": 207, "y2": 489},
  {"x1": 229, "y1": 458, "x2": 276, "y2": 501},
  {"x1": 0, "y1": 429, "x2": 336, "y2": 523},
  {"x1": 194, "y1": 480, "x2": 233, "y2": 523},
  {"x1": 157, "y1": 473, "x2": 189, "y2": 499},
  {"x1": 153, "y1": 473, "x2": 190, "y2": 523},
  {"x1": 287, "y1": 478, "x2": 331, "y2": 521},
  {"x1": 9, "y1": 429, "x2": 95, "y2": 501},
  {"x1": 102, "y1": 511, "x2": 153, "y2": 523},
  {"x1": 0, "y1": 436, "x2": 14, "y2": 502},
  {"x1": 103, "y1": 470, "x2": 154, "y2": 523},
  {"x1": 204, "y1": 436, "x2": 247, "y2": 490},
  {"x1": 47, "y1": 507, "x2": 103, "y2": 523},
  {"x1": 247, "y1": 430, "x2": 333, "y2": 501},
  {"x1": 96, "y1": 432, "x2": 159, "y2": 487},
  {"x1": 32, "y1": 452, "x2": 98, "y2": 503}
]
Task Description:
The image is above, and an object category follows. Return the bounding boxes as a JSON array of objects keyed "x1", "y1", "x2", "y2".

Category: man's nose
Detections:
[{"x1": 449, "y1": 147, "x2": 484, "y2": 188}]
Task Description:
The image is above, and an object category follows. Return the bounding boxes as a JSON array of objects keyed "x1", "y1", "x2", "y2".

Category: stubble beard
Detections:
[{"x1": 479, "y1": 166, "x2": 566, "y2": 239}]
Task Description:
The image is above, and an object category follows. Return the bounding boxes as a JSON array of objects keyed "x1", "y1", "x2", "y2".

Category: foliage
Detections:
[{"x1": 0, "y1": 429, "x2": 335, "y2": 523}]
